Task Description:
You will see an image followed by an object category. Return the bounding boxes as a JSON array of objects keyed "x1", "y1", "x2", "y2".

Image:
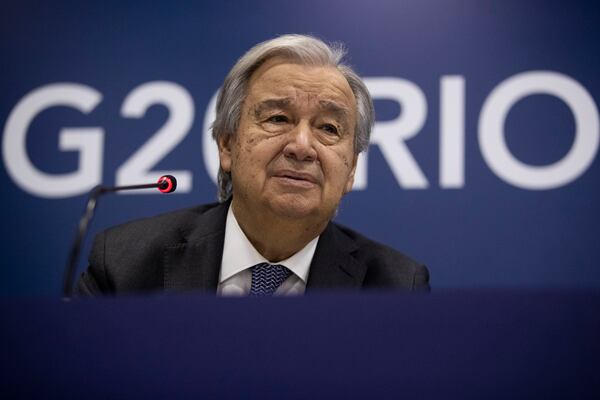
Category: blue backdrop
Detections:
[{"x1": 1, "y1": 0, "x2": 599, "y2": 296}]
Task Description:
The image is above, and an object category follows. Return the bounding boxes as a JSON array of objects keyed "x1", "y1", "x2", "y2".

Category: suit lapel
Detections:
[
  {"x1": 306, "y1": 222, "x2": 367, "y2": 291},
  {"x1": 161, "y1": 203, "x2": 367, "y2": 293},
  {"x1": 163, "y1": 201, "x2": 229, "y2": 293}
]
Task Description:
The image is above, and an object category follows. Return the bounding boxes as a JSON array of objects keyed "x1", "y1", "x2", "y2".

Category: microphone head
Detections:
[{"x1": 157, "y1": 175, "x2": 177, "y2": 193}]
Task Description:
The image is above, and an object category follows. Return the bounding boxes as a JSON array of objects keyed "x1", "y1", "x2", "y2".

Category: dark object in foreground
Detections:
[{"x1": 2, "y1": 290, "x2": 599, "y2": 399}]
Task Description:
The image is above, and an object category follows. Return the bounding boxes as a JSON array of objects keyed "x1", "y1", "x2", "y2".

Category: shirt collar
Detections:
[{"x1": 219, "y1": 204, "x2": 318, "y2": 284}]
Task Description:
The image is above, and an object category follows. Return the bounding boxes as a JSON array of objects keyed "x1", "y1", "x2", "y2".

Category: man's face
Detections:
[{"x1": 219, "y1": 57, "x2": 358, "y2": 222}]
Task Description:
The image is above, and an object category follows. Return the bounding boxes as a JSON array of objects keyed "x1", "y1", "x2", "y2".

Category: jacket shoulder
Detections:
[
  {"x1": 332, "y1": 223, "x2": 430, "y2": 290},
  {"x1": 76, "y1": 202, "x2": 226, "y2": 295},
  {"x1": 102, "y1": 202, "x2": 222, "y2": 246}
]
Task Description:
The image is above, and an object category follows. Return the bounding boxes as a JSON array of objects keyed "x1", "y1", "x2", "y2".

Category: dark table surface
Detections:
[{"x1": 2, "y1": 290, "x2": 599, "y2": 399}]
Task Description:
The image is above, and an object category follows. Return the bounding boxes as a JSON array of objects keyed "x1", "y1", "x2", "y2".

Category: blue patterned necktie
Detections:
[{"x1": 249, "y1": 263, "x2": 292, "y2": 296}]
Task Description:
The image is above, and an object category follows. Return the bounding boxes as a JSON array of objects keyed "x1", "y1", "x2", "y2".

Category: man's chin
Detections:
[{"x1": 267, "y1": 197, "x2": 322, "y2": 220}]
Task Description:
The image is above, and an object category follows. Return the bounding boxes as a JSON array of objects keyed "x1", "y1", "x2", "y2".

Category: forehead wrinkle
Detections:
[{"x1": 252, "y1": 94, "x2": 347, "y2": 114}]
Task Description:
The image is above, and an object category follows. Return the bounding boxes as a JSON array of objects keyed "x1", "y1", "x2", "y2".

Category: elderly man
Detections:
[{"x1": 76, "y1": 34, "x2": 429, "y2": 296}]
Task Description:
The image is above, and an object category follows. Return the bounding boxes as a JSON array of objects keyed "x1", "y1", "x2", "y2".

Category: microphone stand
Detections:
[{"x1": 62, "y1": 176, "x2": 176, "y2": 299}]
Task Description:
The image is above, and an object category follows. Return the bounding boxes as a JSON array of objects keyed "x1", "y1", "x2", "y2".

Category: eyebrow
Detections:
[
  {"x1": 254, "y1": 97, "x2": 351, "y2": 118},
  {"x1": 317, "y1": 100, "x2": 351, "y2": 123},
  {"x1": 253, "y1": 98, "x2": 293, "y2": 118}
]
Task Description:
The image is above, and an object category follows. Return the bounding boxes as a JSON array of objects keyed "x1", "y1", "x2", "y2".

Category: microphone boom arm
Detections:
[{"x1": 62, "y1": 175, "x2": 177, "y2": 299}]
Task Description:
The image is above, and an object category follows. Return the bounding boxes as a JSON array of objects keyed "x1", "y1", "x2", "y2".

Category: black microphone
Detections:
[{"x1": 62, "y1": 175, "x2": 177, "y2": 299}]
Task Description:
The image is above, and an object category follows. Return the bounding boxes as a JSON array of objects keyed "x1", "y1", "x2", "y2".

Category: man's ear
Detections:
[
  {"x1": 343, "y1": 153, "x2": 359, "y2": 194},
  {"x1": 218, "y1": 134, "x2": 233, "y2": 172}
]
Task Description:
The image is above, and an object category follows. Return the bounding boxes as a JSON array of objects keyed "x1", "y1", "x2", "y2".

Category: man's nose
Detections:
[{"x1": 283, "y1": 121, "x2": 317, "y2": 162}]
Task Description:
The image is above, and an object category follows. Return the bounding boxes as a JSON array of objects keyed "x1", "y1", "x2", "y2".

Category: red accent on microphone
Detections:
[{"x1": 157, "y1": 175, "x2": 177, "y2": 193}]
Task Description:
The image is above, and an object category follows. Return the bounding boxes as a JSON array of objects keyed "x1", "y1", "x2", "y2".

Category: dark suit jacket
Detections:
[{"x1": 76, "y1": 201, "x2": 430, "y2": 295}]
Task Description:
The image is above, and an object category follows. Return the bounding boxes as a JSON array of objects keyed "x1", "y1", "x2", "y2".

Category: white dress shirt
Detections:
[{"x1": 217, "y1": 205, "x2": 319, "y2": 296}]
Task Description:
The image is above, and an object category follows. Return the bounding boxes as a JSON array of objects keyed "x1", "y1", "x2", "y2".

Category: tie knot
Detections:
[{"x1": 249, "y1": 263, "x2": 292, "y2": 296}]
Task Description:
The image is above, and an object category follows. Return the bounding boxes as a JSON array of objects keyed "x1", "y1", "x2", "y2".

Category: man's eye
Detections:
[
  {"x1": 321, "y1": 124, "x2": 339, "y2": 135},
  {"x1": 266, "y1": 115, "x2": 288, "y2": 123}
]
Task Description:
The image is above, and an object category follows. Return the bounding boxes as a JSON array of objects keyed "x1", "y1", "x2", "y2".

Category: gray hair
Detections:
[{"x1": 212, "y1": 34, "x2": 374, "y2": 202}]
